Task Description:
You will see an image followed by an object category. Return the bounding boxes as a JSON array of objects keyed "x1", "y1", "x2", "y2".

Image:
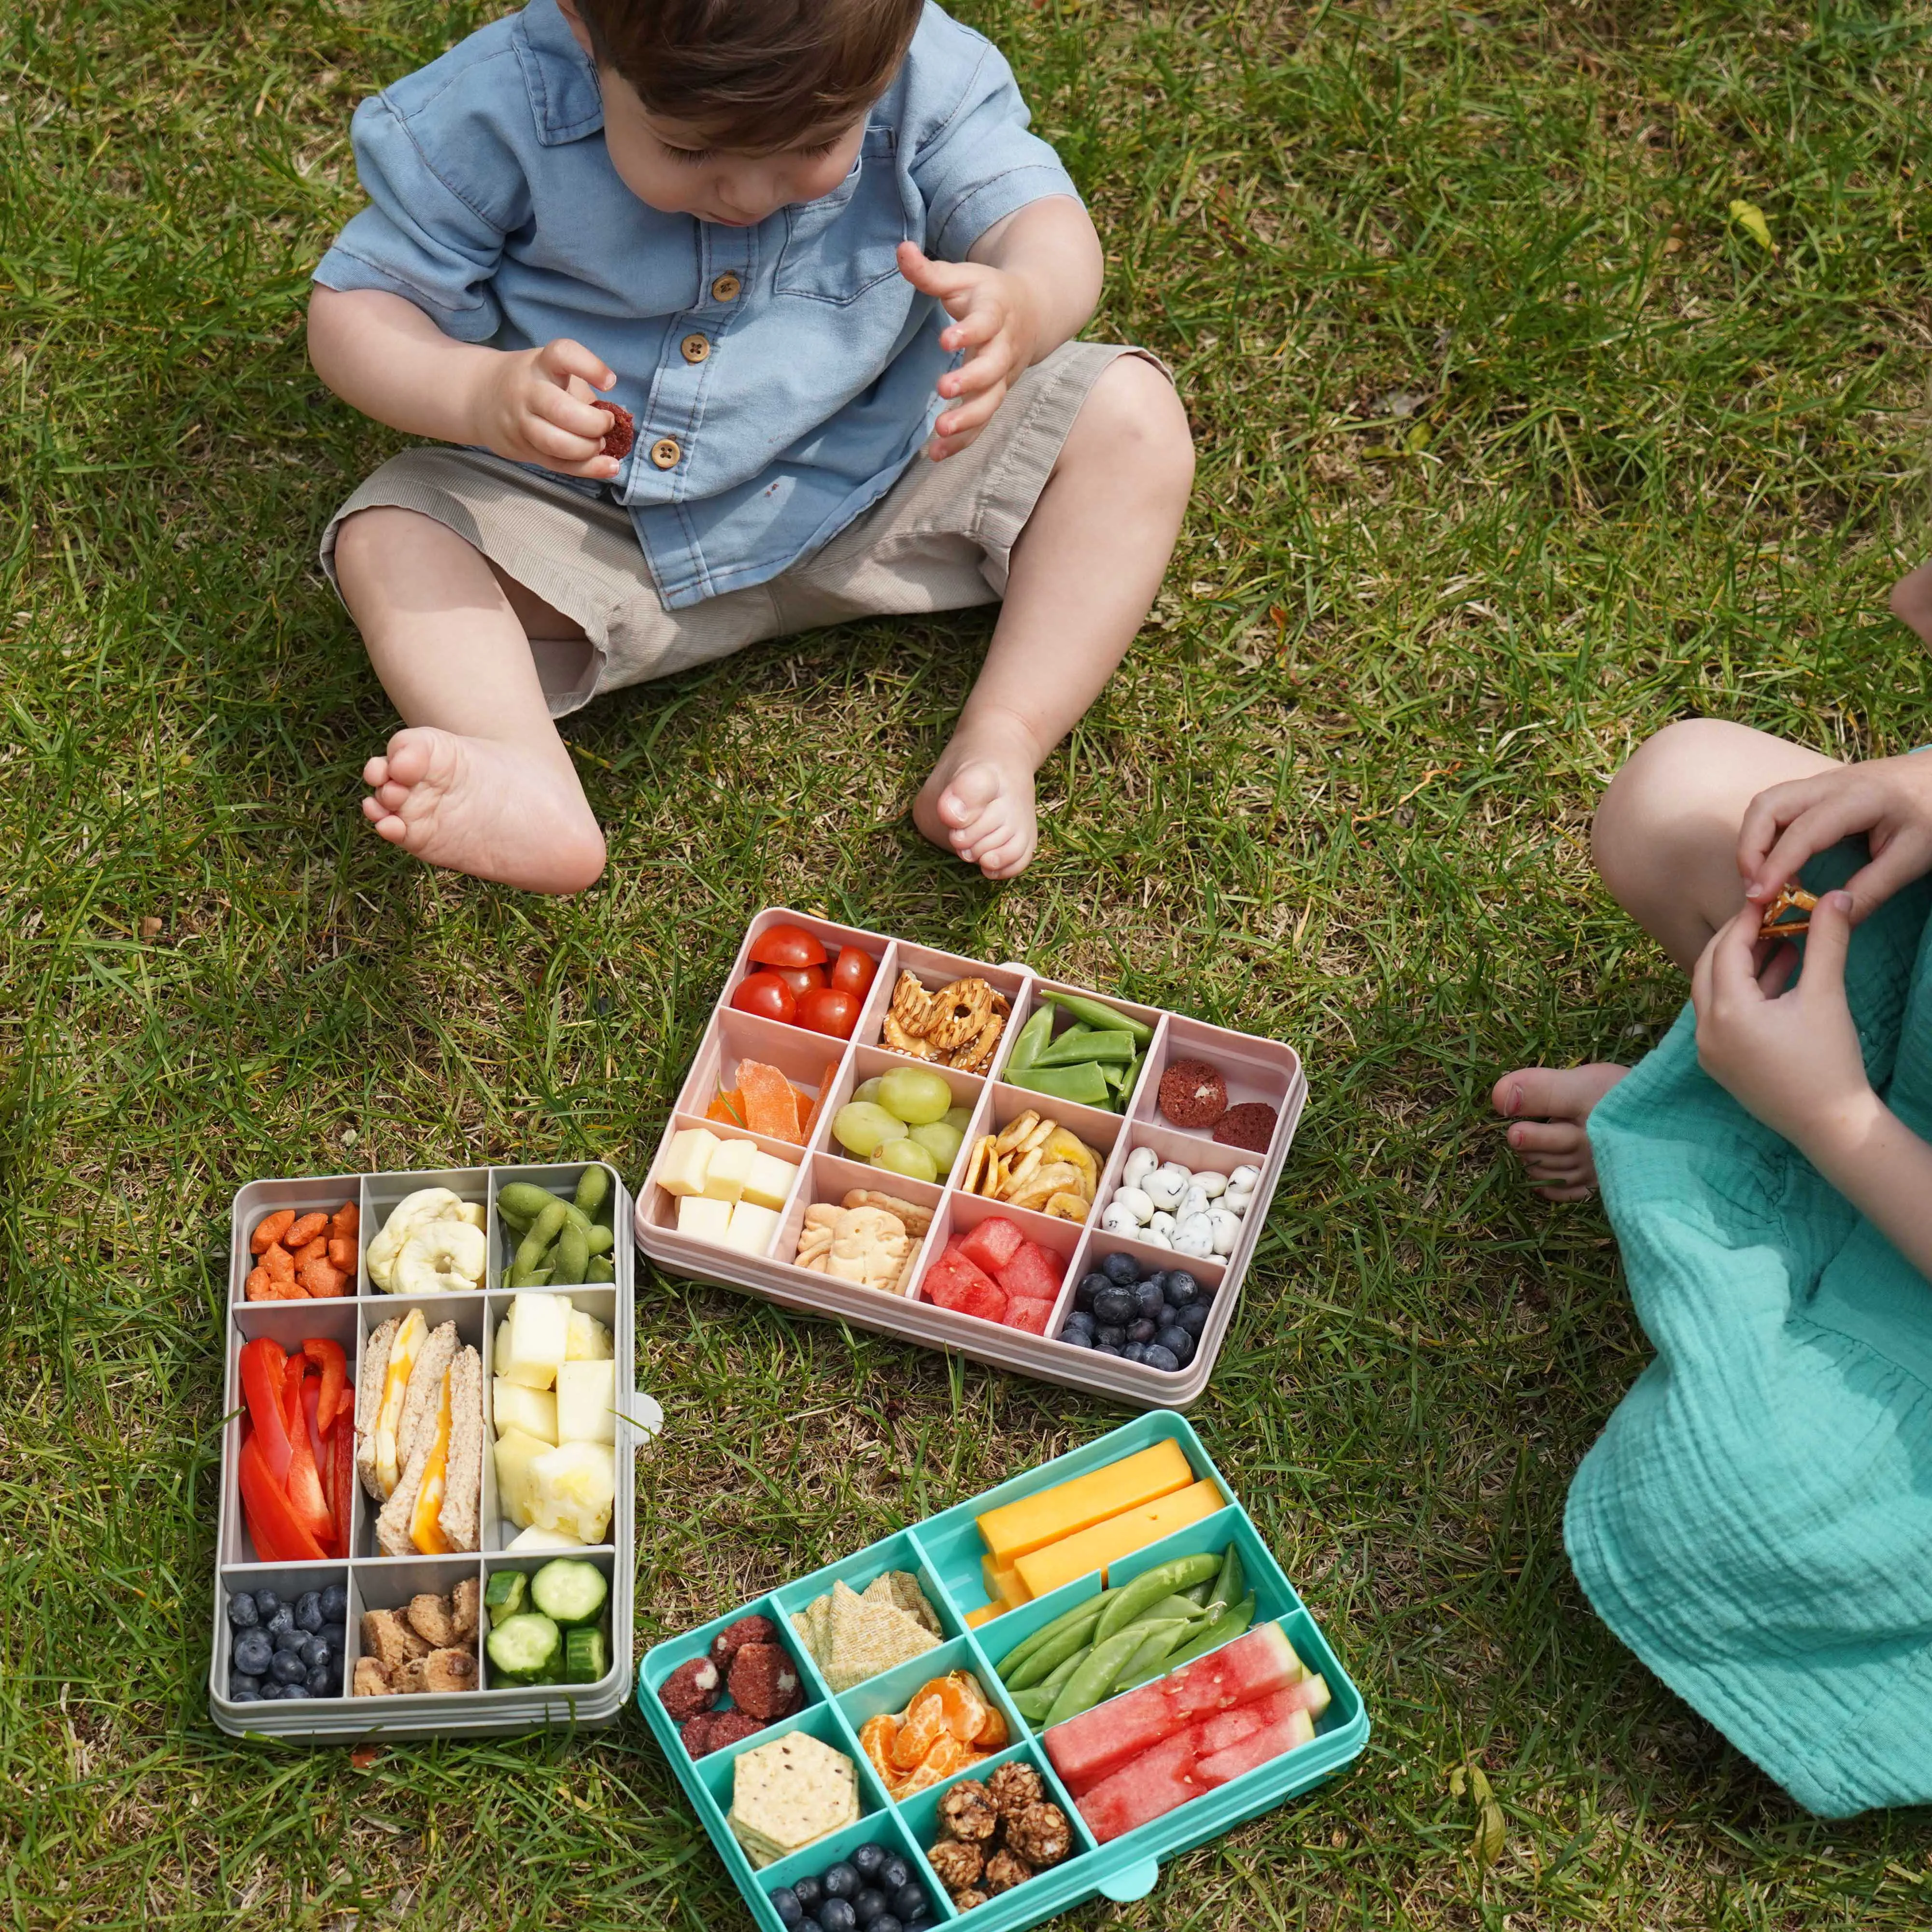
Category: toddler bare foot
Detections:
[
  {"x1": 1491, "y1": 1063, "x2": 1631, "y2": 1200},
  {"x1": 360, "y1": 726, "x2": 605, "y2": 894},
  {"x1": 1890, "y1": 559, "x2": 1932, "y2": 648},
  {"x1": 914, "y1": 721, "x2": 1040, "y2": 881}
]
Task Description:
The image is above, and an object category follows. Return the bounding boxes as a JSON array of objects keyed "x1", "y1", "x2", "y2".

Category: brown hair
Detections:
[{"x1": 576, "y1": 0, "x2": 923, "y2": 150}]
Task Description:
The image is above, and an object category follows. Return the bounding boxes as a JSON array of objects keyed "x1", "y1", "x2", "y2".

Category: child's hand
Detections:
[
  {"x1": 898, "y1": 242, "x2": 1040, "y2": 460},
  {"x1": 467, "y1": 338, "x2": 623, "y2": 480},
  {"x1": 1690, "y1": 890, "x2": 1871, "y2": 1151},
  {"x1": 1738, "y1": 754, "x2": 1932, "y2": 923}
]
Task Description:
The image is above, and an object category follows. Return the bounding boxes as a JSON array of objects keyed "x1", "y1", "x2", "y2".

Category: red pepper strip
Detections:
[
  {"x1": 302, "y1": 1376, "x2": 327, "y2": 1474},
  {"x1": 239, "y1": 1338, "x2": 293, "y2": 1483},
  {"x1": 282, "y1": 1351, "x2": 307, "y2": 1438},
  {"x1": 329, "y1": 1406, "x2": 355, "y2": 1559},
  {"x1": 240, "y1": 1430, "x2": 326, "y2": 1563},
  {"x1": 284, "y1": 1380, "x2": 334, "y2": 1545},
  {"x1": 302, "y1": 1337, "x2": 347, "y2": 1436}
]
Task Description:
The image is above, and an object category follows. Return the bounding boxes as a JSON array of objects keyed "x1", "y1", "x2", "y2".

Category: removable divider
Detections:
[
  {"x1": 754, "y1": 1809, "x2": 948, "y2": 1926},
  {"x1": 994, "y1": 980, "x2": 1166, "y2": 1113},
  {"x1": 773, "y1": 1529, "x2": 967, "y2": 1650},
  {"x1": 1130, "y1": 1013, "x2": 1298, "y2": 1146},
  {"x1": 212, "y1": 1563, "x2": 352, "y2": 1719},
  {"x1": 834, "y1": 1632, "x2": 1027, "y2": 1779},
  {"x1": 346, "y1": 1554, "x2": 487, "y2": 1708},
  {"x1": 916, "y1": 1192, "x2": 1086, "y2": 1345},
  {"x1": 869, "y1": 944, "x2": 1032, "y2": 1076},
  {"x1": 692, "y1": 1696, "x2": 885, "y2": 1873},
  {"x1": 638, "y1": 1111, "x2": 810, "y2": 1248},
  {"x1": 815, "y1": 1043, "x2": 989, "y2": 1177},
  {"x1": 476, "y1": 1546, "x2": 620, "y2": 1692},
  {"x1": 776, "y1": 1151, "x2": 946, "y2": 1287},
  {"x1": 230, "y1": 1176, "x2": 365, "y2": 1307},
  {"x1": 362, "y1": 1167, "x2": 493, "y2": 1293},
  {"x1": 489, "y1": 1160, "x2": 622, "y2": 1290}
]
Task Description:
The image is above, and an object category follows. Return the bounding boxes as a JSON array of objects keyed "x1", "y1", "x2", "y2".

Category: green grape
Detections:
[
  {"x1": 878, "y1": 1065, "x2": 953, "y2": 1126},
  {"x1": 852, "y1": 1076, "x2": 885, "y2": 1106},
  {"x1": 870, "y1": 1137, "x2": 939, "y2": 1183},
  {"x1": 943, "y1": 1105, "x2": 973, "y2": 1134},
  {"x1": 909, "y1": 1121, "x2": 964, "y2": 1174},
  {"x1": 834, "y1": 1101, "x2": 908, "y2": 1158}
]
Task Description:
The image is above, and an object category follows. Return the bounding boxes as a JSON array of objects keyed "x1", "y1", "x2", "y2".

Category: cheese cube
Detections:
[
  {"x1": 677, "y1": 1195, "x2": 732, "y2": 1242},
  {"x1": 564, "y1": 1309, "x2": 614, "y2": 1362},
  {"x1": 722, "y1": 1201, "x2": 781, "y2": 1255},
  {"x1": 742, "y1": 1151, "x2": 798, "y2": 1212},
  {"x1": 659, "y1": 1127, "x2": 718, "y2": 1197},
  {"x1": 702, "y1": 1137, "x2": 756, "y2": 1203},
  {"x1": 556, "y1": 1359, "x2": 617, "y2": 1445},
  {"x1": 498, "y1": 1291, "x2": 569, "y2": 1391},
  {"x1": 493, "y1": 1426, "x2": 551, "y2": 1529},
  {"x1": 491, "y1": 1376, "x2": 558, "y2": 1445}
]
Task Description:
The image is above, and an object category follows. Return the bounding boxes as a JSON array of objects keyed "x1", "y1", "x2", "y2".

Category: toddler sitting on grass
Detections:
[
  {"x1": 309, "y1": 0, "x2": 1192, "y2": 893},
  {"x1": 1495, "y1": 718, "x2": 1932, "y2": 1815}
]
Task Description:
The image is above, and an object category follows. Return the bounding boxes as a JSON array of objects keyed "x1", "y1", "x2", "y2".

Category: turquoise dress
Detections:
[{"x1": 1569, "y1": 845, "x2": 1932, "y2": 1817}]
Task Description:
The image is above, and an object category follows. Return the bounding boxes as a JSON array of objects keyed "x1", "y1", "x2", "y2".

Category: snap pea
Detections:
[
  {"x1": 1142, "y1": 1593, "x2": 1215, "y2": 1624},
  {"x1": 585, "y1": 1223, "x2": 615, "y2": 1256},
  {"x1": 1206, "y1": 1543, "x2": 1245, "y2": 1618},
  {"x1": 586, "y1": 1254, "x2": 615, "y2": 1283},
  {"x1": 1005, "y1": 1605, "x2": 1109, "y2": 1691},
  {"x1": 1003, "y1": 1005, "x2": 1054, "y2": 1076},
  {"x1": 1045, "y1": 992, "x2": 1153, "y2": 1047},
  {"x1": 1043, "y1": 1626, "x2": 1150, "y2": 1727},
  {"x1": 555, "y1": 1223, "x2": 590, "y2": 1286},
  {"x1": 513, "y1": 1200, "x2": 568, "y2": 1278},
  {"x1": 1012, "y1": 1647, "x2": 1087, "y2": 1721},
  {"x1": 498, "y1": 1182, "x2": 560, "y2": 1225},
  {"x1": 995, "y1": 1587, "x2": 1120, "y2": 1683},
  {"x1": 573, "y1": 1165, "x2": 611, "y2": 1217},
  {"x1": 1109, "y1": 1618, "x2": 1193, "y2": 1692},
  {"x1": 1033, "y1": 1027, "x2": 1137, "y2": 1069},
  {"x1": 1153, "y1": 1594, "x2": 1256, "y2": 1676},
  {"x1": 1006, "y1": 1061, "x2": 1112, "y2": 1108},
  {"x1": 1093, "y1": 1552, "x2": 1222, "y2": 1644}
]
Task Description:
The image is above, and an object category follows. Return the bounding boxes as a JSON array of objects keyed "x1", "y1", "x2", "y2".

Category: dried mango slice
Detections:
[
  {"x1": 706, "y1": 1088, "x2": 746, "y2": 1127},
  {"x1": 739, "y1": 1060, "x2": 805, "y2": 1144}
]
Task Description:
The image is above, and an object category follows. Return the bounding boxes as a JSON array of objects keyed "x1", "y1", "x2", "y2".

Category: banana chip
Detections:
[{"x1": 962, "y1": 1114, "x2": 1103, "y2": 1225}]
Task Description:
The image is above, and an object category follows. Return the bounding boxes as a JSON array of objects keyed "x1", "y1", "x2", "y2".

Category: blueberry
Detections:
[
  {"x1": 1057, "y1": 1324, "x2": 1093, "y2": 1349},
  {"x1": 890, "y1": 1884, "x2": 926, "y2": 1918},
  {"x1": 320, "y1": 1622, "x2": 347, "y2": 1656},
  {"x1": 306, "y1": 1663, "x2": 335, "y2": 1696},
  {"x1": 278, "y1": 1680, "x2": 312, "y2": 1699},
  {"x1": 1062, "y1": 1308, "x2": 1095, "y2": 1336},
  {"x1": 230, "y1": 1687, "x2": 261, "y2": 1703},
  {"x1": 226, "y1": 1593, "x2": 259, "y2": 1630},
  {"x1": 1092, "y1": 1284, "x2": 1136, "y2": 1327},
  {"x1": 233, "y1": 1630, "x2": 272, "y2": 1676},
  {"x1": 849, "y1": 1844, "x2": 886, "y2": 1881},
  {"x1": 228, "y1": 1672, "x2": 262, "y2": 1698},
  {"x1": 1127, "y1": 1317, "x2": 1156, "y2": 1343},
  {"x1": 1155, "y1": 1324, "x2": 1195, "y2": 1364},
  {"x1": 252, "y1": 1589, "x2": 280, "y2": 1619},
  {"x1": 298, "y1": 1635, "x2": 328, "y2": 1670},
  {"x1": 872, "y1": 1918, "x2": 903, "y2": 1932},
  {"x1": 853, "y1": 1889, "x2": 887, "y2": 1925},
  {"x1": 264, "y1": 1605, "x2": 294, "y2": 1639},
  {"x1": 1094, "y1": 1341, "x2": 1122, "y2": 1356},
  {"x1": 1094, "y1": 1324, "x2": 1125, "y2": 1348},
  {"x1": 275, "y1": 1624, "x2": 307, "y2": 1653},
  {"x1": 1163, "y1": 1270, "x2": 1200, "y2": 1307},
  {"x1": 1142, "y1": 1345, "x2": 1181, "y2": 1372},
  {"x1": 817, "y1": 1902, "x2": 857, "y2": 1932},
  {"x1": 1135, "y1": 1278, "x2": 1165, "y2": 1320},
  {"x1": 822, "y1": 1863, "x2": 860, "y2": 1901},
  {"x1": 1175, "y1": 1301, "x2": 1210, "y2": 1338},
  {"x1": 318, "y1": 1583, "x2": 348, "y2": 1622},
  {"x1": 877, "y1": 1858, "x2": 910, "y2": 1893},
  {"x1": 769, "y1": 1888, "x2": 803, "y2": 1929},
  {"x1": 1074, "y1": 1272, "x2": 1107, "y2": 1312},
  {"x1": 294, "y1": 1591, "x2": 324, "y2": 1633},
  {"x1": 1121, "y1": 1342, "x2": 1149, "y2": 1364},
  {"x1": 791, "y1": 1876, "x2": 823, "y2": 1913},
  {"x1": 269, "y1": 1650, "x2": 308, "y2": 1685},
  {"x1": 1101, "y1": 1251, "x2": 1139, "y2": 1286}
]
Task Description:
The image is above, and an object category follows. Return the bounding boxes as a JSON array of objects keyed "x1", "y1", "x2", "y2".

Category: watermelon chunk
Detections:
[
  {"x1": 1046, "y1": 1623, "x2": 1303, "y2": 1793},
  {"x1": 923, "y1": 1250, "x2": 1008, "y2": 1323},
  {"x1": 995, "y1": 1239, "x2": 1065, "y2": 1303},
  {"x1": 1194, "y1": 1706, "x2": 1315, "y2": 1787},
  {"x1": 957, "y1": 1216, "x2": 1025, "y2": 1275},
  {"x1": 1077, "y1": 1729, "x2": 1204, "y2": 1843},
  {"x1": 1004, "y1": 1296, "x2": 1055, "y2": 1335}
]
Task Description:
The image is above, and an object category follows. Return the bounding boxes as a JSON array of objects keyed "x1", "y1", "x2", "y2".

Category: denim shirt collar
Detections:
[{"x1": 511, "y1": 0, "x2": 604, "y2": 146}]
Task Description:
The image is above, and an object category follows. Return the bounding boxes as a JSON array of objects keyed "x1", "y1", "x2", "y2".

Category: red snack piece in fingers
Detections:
[{"x1": 599, "y1": 403, "x2": 636, "y2": 459}]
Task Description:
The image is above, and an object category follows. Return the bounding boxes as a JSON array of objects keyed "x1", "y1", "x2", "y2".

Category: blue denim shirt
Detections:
[{"x1": 313, "y1": 0, "x2": 1080, "y2": 608}]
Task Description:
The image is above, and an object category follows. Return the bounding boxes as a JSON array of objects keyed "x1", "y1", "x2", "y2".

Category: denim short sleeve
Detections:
[
  {"x1": 911, "y1": 37, "x2": 1081, "y2": 261},
  {"x1": 312, "y1": 93, "x2": 511, "y2": 342}
]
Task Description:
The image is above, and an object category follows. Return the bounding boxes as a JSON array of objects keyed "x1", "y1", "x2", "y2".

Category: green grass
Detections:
[{"x1": 6, "y1": 0, "x2": 1932, "y2": 1923}]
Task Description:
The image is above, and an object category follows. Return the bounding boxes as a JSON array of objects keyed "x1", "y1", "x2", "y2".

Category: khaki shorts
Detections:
[{"x1": 321, "y1": 340, "x2": 1155, "y2": 717}]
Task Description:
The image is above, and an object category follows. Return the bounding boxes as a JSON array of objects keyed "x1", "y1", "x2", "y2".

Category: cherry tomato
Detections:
[
  {"x1": 774, "y1": 964, "x2": 826, "y2": 1000},
  {"x1": 828, "y1": 946, "x2": 878, "y2": 999},
  {"x1": 731, "y1": 971, "x2": 797, "y2": 1025},
  {"x1": 748, "y1": 923, "x2": 828, "y2": 970},
  {"x1": 797, "y1": 986, "x2": 861, "y2": 1039}
]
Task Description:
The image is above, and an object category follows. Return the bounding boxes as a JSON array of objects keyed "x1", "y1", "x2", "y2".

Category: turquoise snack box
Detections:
[{"x1": 638, "y1": 1412, "x2": 1370, "y2": 1931}]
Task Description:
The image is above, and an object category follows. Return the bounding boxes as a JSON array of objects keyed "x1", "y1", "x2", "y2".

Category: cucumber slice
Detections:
[
  {"x1": 484, "y1": 1570, "x2": 527, "y2": 1619},
  {"x1": 564, "y1": 1627, "x2": 610, "y2": 1684},
  {"x1": 530, "y1": 1558, "x2": 609, "y2": 1629},
  {"x1": 486, "y1": 1611, "x2": 561, "y2": 1682}
]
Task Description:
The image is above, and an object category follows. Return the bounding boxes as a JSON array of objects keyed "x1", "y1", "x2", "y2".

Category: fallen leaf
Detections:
[
  {"x1": 351, "y1": 1744, "x2": 383, "y2": 1770},
  {"x1": 1473, "y1": 1797, "x2": 1505, "y2": 1868},
  {"x1": 138, "y1": 916, "x2": 162, "y2": 939},
  {"x1": 1729, "y1": 199, "x2": 1776, "y2": 252}
]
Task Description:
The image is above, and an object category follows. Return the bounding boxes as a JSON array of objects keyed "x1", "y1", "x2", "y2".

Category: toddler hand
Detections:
[
  {"x1": 1738, "y1": 753, "x2": 1932, "y2": 923},
  {"x1": 898, "y1": 242, "x2": 1040, "y2": 460},
  {"x1": 467, "y1": 338, "x2": 623, "y2": 480},
  {"x1": 1690, "y1": 891, "x2": 1871, "y2": 1151}
]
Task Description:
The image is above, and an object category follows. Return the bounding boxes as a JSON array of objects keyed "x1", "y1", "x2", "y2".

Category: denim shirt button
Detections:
[
  {"x1": 710, "y1": 273, "x2": 741, "y2": 302},
  {"x1": 680, "y1": 333, "x2": 710, "y2": 363},
  {"x1": 649, "y1": 437, "x2": 682, "y2": 469}
]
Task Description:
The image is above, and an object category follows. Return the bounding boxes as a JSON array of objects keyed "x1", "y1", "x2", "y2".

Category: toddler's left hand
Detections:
[
  {"x1": 1691, "y1": 889, "x2": 1871, "y2": 1151},
  {"x1": 898, "y1": 242, "x2": 1040, "y2": 460}
]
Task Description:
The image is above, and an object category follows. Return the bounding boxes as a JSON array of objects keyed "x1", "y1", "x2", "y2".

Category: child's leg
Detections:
[
  {"x1": 1495, "y1": 719, "x2": 1840, "y2": 1197},
  {"x1": 914, "y1": 356, "x2": 1194, "y2": 879},
  {"x1": 334, "y1": 507, "x2": 607, "y2": 894}
]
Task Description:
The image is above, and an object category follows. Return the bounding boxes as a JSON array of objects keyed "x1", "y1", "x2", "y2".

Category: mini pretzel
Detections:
[
  {"x1": 924, "y1": 978, "x2": 997, "y2": 1053},
  {"x1": 888, "y1": 971, "x2": 935, "y2": 1032},
  {"x1": 883, "y1": 1012, "x2": 937, "y2": 1060},
  {"x1": 1759, "y1": 883, "x2": 1818, "y2": 940}
]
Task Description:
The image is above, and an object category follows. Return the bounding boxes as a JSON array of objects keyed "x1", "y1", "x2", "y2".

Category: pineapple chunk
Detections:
[
  {"x1": 564, "y1": 1309, "x2": 614, "y2": 1362},
  {"x1": 556, "y1": 1359, "x2": 617, "y2": 1445},
  {"x1": 527, "y1": 1440, "x2": 616, "y2": 1545},
  {"x1": 497, "y1": 1292, "x2": 570, "y2": 1390},
  {"x1": 491, "y1": 1377, "x2": 557, "y2": 1445},
  {"x1": 493, "y1": 1427, "x2": 552, "y2": 1529},
  {"x1": 507, "y1": 1524, "x2": 586, "y2": 1552}
]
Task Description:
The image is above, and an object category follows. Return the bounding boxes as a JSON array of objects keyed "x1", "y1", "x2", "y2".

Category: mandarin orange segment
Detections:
[
  {"x1": 975, "y1": 1703, "x2": 1009, "y2": 1750},
  {"x1": 891, "y1": 1690, "x2": 947, "y2": 1769},
  {"x1": 936, "y1": 1673, "x2": 987, "y2": 1742},
  {"x1": 858, "y1": 1713, "x2": 900, "y2": 1780}
]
